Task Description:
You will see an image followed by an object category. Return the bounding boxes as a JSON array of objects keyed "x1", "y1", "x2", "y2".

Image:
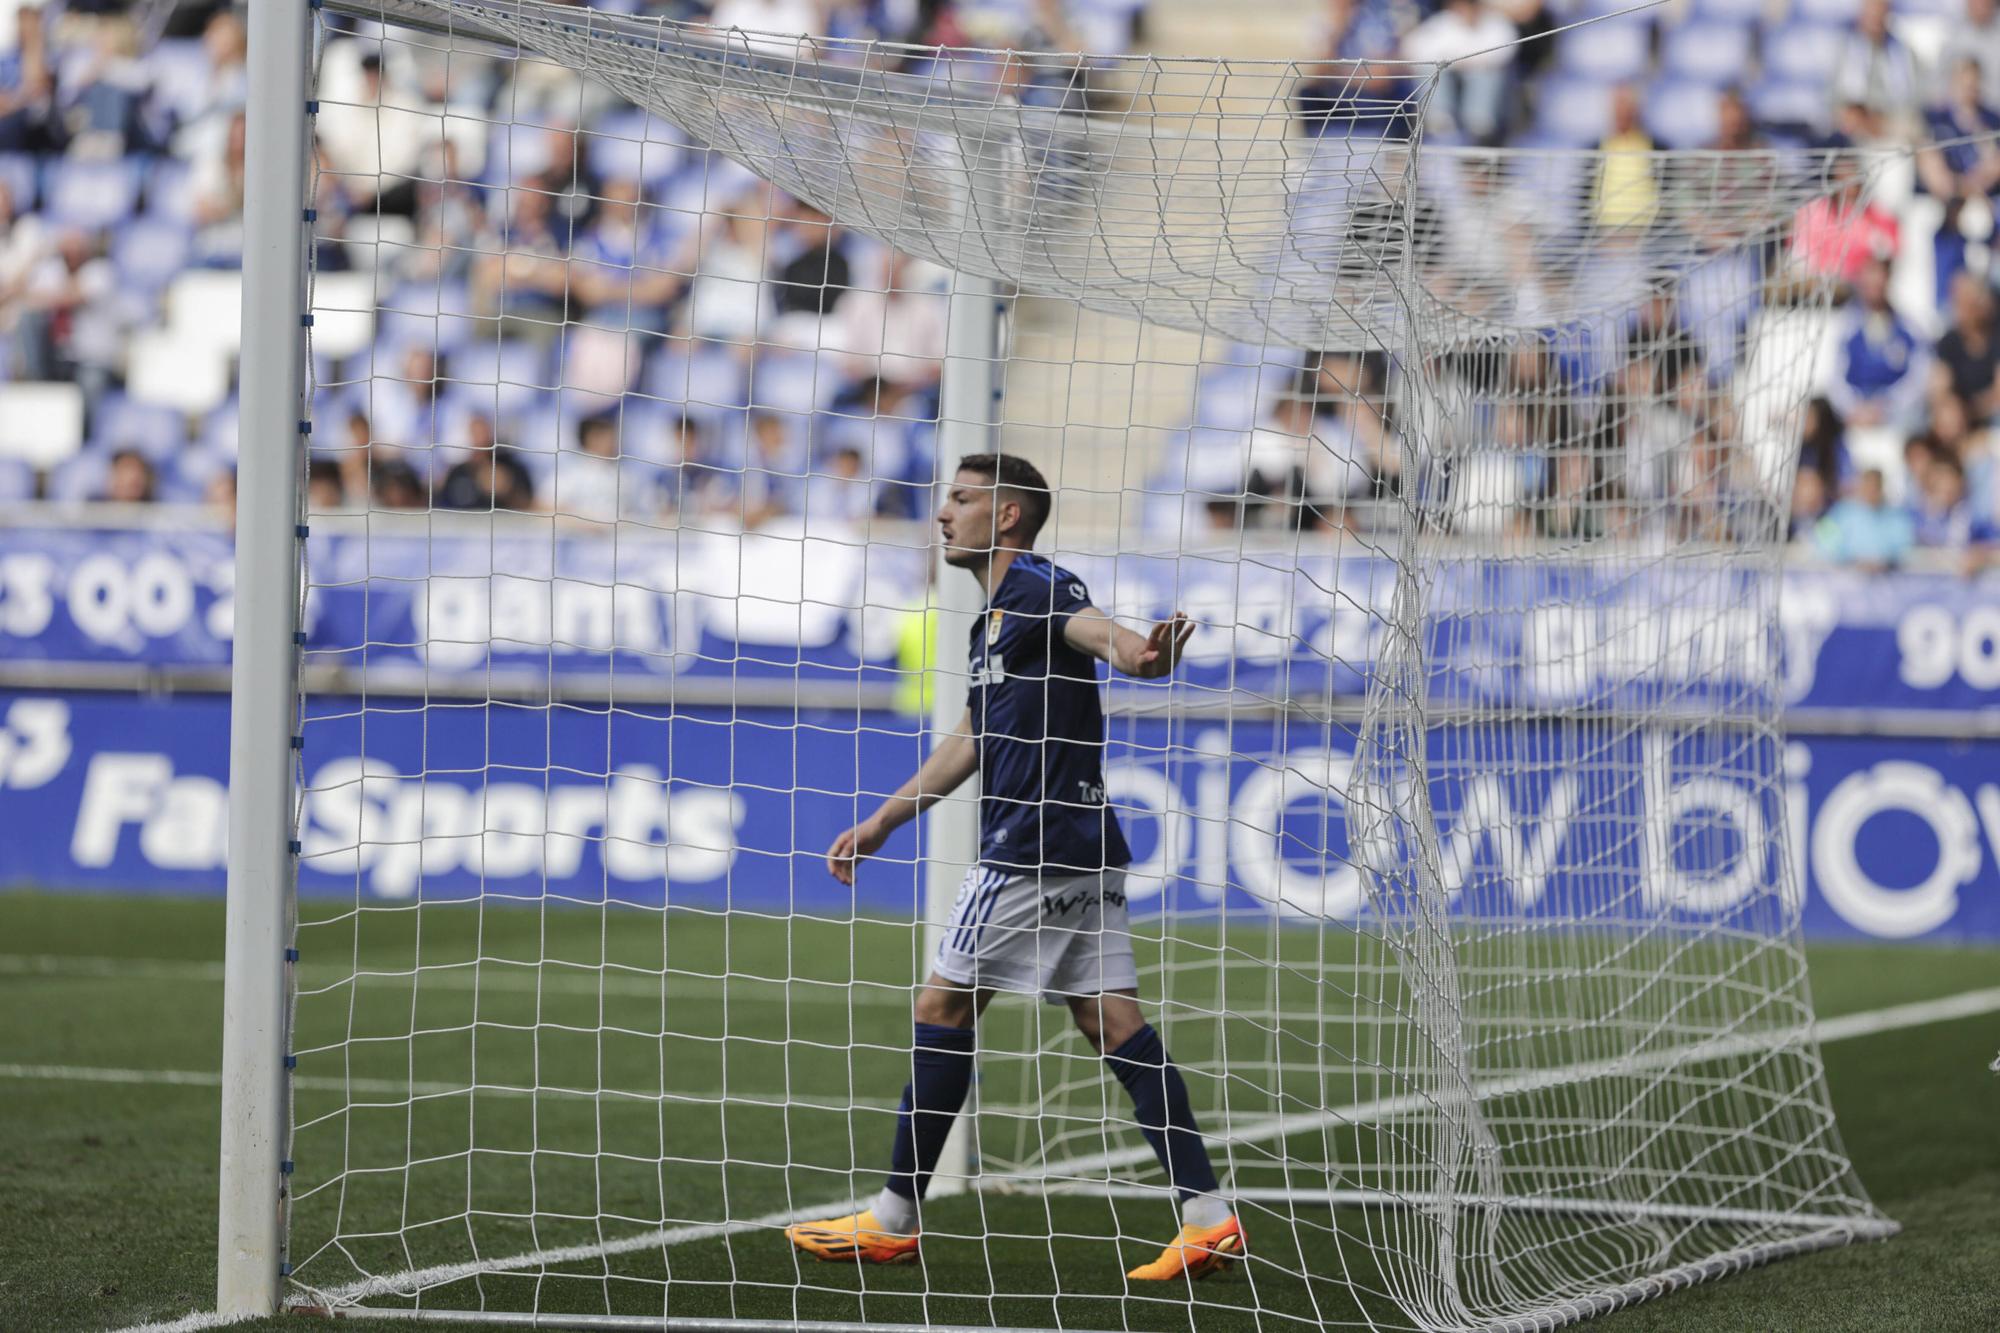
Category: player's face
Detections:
[{"x1": 937, "y1": 471, "x2": 1000, "y2": 567}]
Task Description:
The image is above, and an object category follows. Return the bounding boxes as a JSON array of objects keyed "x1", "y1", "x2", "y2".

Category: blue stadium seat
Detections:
[
  {"x1": 1555, "y1": 20, "x2": 1653, "y2": 84},
  {"x1": 145, "y1": 39, "x2": 215, "y2": 126},
  {"x1": 1661, "y1": 22, "x2": 1756, "y2": 87},
  {"x1": 1644, "y1": 81, "x2": 1723, "y2": 149},
  {"x1": 1763, "y1": 23, "x2": 1849, "y2": 85},
  {"x1": 583, "y1": 108, "x2": 688, "y2": 190},
  {"x1": 0, "y1": 153, "x2": 37, "y2": 210},
  {"x1": 91, "y1": 393, "x2": 188, "y2": 461},
  {"x1": 1688, "y1": 0, "x2": 1770, "y2": 20},
  {"x1": 143, "y1": 156, "x2": 195, "y2": 221},
  {"x1": 1751, "y1": 78, "x2": 1834, "y2": 133},
  {"x1": 0, "y1": 457, "x2": 35, "y2": 502},
  {"x1": 46, "y1": 449, "x2": 109, "y2": 502},
  {"x1": 43, "y1": 157, "x2": 144, "y2": 231},
  {"x1": 1191, "y1": 364, "x2": 1261, "y2": 431},
  {"x1": 1792, "y1": 0, "x2": 1863, "y2": 23},
  {"x1": 112, "y1": 216, "x2": 193, "y2": 294},
  {"x1": 1533, "y1": 77, "x2": 1615, "y2": 148}
]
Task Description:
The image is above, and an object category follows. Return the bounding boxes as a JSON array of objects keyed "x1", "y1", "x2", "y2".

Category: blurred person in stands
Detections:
[
  {"x1": 371, "y1": 459, "x2": 427, "y2": 510},
  {"x1": 190, "y1": 110, "x2": 247, "y2": 267},
  {"x1": 1593, "y1": 84, "x2": 1657, "y2": 232},
  {"x1": 0, "y1": 179, "x2": 51, "y2": 376},
  {"x1": 471, "y1": 185, "x2": 571, "y2": 345},
  {"x1": 552, "y1": 413, "x2": 629, "y2": 524},
  {"x1": 1829, "y1": 0, "x2": 1922, "y2": 137},
  {"x1": 1402, "y1": 0, "x2": 1516, "y2": 147},
  {"x1": 56, "y1": 11, "x2": 152, "y2": 155},
  {"x1": 1918, "y1": 57, "x2": 2000, "y2": 203},
  {"x1": 1814, "y1": 468, "x2": 1912, "y2": 570},
  {"x1": 0, "y1": 4, "x2": 58, "y2": 152},
  {"x1": 570, "y1": 176, "x2": 694, "y2": 334},
  {"x1": 805, "y1": 444, "x2": 876, "y2": 527},
  {"x1": 207, "y1": 468, "x2": 238, "y2": 524},
  {"x1": 1797, "y1": 395, "x2": 1850, "y2": 501},
  {"x1": 439, "y1": 445, "x2": 538, "y2": 512},
  {"x1": 1826, "y1": 257, "x2": 1929, "y2": 433},
  {"x1": 20, "y1": 228, "x2": 120, "y2": 394},
  {"x1": 1294, "y1": 0, "x2": 1420, "y2": 142},
  {"x1": 395, "y1": 140, "x2": 487, "y2": 288},
  {"x1": 740, "y1": 410, "x2": 809, "y2": 529},
  {"x1": 1789, "y1": 467, "x2": 1831, "y2": 542},
  {"x1": 306, "y1": 459, "x2": 345, "y2": 512},
  {"x1": 1949, "y1": 0, "x2": 2000, "y2": 109},
  {"x1": 1909, "y1": 451, "x2": 1997, "y2": 563},
  {"x1": 1789, "y1": 150, "x2": 1899, "y2": 287},
  {"x1": 1932, "y1": 272, "x2": 2000, "y2": 424},
  {"x1": 169, "y1": 8, "x2": 248, "y2": 165},
  {"x1": 100, "y1": 449, "x2": 157, "y2": 504}
]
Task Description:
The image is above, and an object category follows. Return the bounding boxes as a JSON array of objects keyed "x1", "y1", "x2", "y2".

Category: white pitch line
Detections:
[
  {"x1": 105, "y1": 1313, "x2": 259, "y2": 1333},
  {"x1": 0, "y1": 953, "x2": 913, "y2": 1008},
  {"x1": 1, "y1": 1063, "x2": 900, "y2": 1111},
  {"x1": 103, "y1": 981, "x2": 2000, "y2": 1333}
]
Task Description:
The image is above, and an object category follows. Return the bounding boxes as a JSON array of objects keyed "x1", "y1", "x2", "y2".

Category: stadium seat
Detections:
[
  {"x1": 310, "y1": 272, "x2": 381, "y2": 363},
  {"x1": 1688, "y1": 0, "x2": 1771, "y2": 21},
  {"x1": 0, "y1": 456, "x2": 35, "y2": 502},
  {"x1": 91, "y1": 393, "x2": 188, "y2": 461},
  {"x1": 1191, "y1": 365, "x2": 1262, "y2": 431},
  {"x1": 1554, "y1": 20, "x2": 1653, "y2": 85},
  {"x1": 1792, "y1": 0, "x2": 1863, "y2": 23},
  {"x1": 0, "y1": 382, "x2": 86, "y2": 469},
  {"x1": 126, "y1": 328, "x2": 232, "y2": 415},
  {"x1": 1763, "y1": 24, "x2": 1849, "y2": 85},
  {"x1": 1752, "y1": 79, "x2": 1834, "y2": 134},
  {"x1": 166, "y1": 269, "x2": 244, "y2": 354},
  {"x1": 42, "y1": 157, "x2": 144, "y2": 231},
  {"x1": 45, "y1": 447, "x2": 109, "y2": 502},
  {"x1": 143, "y1": 156, "x2": 196, "y2": 221},
  {"x1": 145, "y1": 39, "x2": 215, "y2": 125},
  {"x1": 583, "y1": 108, "x2": 688, "y2": 190},
  {"x1": 1661, "y1": 22, "x2": 1756, "y2": 87},
  {"x1": 1532, "y1": 77, "x2": 1615, "y2": 148},
  {"x1": 112, "y1": 216, "x2": 194, "y2": 294},
  {"x1": 748, "y1": 349, "x2": 832, "y2": 415},
  {"x1": 341, "y1": 213, "x2": 417, "y2": 272},
  {"x1": 1643, "y1": 81, "x2": 1723, "y2": 150},
  {"x1": 0, "y1": 152, "x2": 36, "y2": 210}
]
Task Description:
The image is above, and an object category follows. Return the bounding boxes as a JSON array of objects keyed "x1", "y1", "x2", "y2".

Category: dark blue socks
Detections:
[
  {"x1": 1105, "y1": 1024, "x2": 1220, "y2": 1200},
  {"x1": 883, "y1": 1021, "x2": 977, "y2": 1201}
]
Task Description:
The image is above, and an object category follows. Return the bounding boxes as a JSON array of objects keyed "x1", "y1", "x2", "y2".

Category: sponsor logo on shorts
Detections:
[{"x1": 1041, "y1": 882, "x2": 1125, "y2": 917}]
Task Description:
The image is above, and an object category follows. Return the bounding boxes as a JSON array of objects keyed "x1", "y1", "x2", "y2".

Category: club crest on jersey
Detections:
[{"x1": 987, "y1": 609, "x2": 1005, "y2": 645}]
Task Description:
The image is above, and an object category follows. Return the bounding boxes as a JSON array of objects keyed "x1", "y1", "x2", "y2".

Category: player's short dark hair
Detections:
[{"x1": 955, "y1": 452, "x2": 1051, "y2": 545}]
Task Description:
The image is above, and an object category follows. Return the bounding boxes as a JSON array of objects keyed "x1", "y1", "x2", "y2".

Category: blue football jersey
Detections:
[{"x1": 966, "y1": 553, "x2": 1132, "y2": 874}]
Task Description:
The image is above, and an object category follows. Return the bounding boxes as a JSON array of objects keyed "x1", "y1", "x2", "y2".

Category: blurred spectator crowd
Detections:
[{"x1": 0, "y1": 0, "x2": 1995, "y2": 573}]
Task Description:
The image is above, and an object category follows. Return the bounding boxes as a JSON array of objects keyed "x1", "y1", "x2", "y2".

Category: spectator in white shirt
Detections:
[{"x1": 1402, "y1": 0, "x2": 1517, "y2": 145}]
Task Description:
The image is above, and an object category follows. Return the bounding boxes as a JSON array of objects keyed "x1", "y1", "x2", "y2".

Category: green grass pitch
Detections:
[{"x1": 2, "y1": 889, "x2": 1996, "y2": 1332}]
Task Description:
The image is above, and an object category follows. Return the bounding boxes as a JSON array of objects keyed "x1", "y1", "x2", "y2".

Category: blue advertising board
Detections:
[
  {"x1": 3, "y1": 525, "x2": 1999, "y2": 712},
  {"x1": 0, "y1": 690, "x2": 1993, "y2": 942}
]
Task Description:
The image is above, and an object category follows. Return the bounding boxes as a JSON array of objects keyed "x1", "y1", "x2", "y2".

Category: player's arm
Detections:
[
  {"x1": 1063, "y1": 607, "x2": 1194, "y2": 680},
  {"x1": 825, "y1": 706, "x2": 978, "y2": 886}
]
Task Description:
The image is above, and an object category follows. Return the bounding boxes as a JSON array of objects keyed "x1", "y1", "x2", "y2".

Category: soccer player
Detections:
[{"x1": 785, "y1": 453, "x2": 1244, "y2": 1281}]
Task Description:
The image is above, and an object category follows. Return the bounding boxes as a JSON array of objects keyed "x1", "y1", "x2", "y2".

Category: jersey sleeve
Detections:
[{"x1": 1046, "y1": 569, "x2": 1094, "y2": 632}]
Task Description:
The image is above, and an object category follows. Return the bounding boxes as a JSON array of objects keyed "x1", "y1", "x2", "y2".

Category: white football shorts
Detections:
[{"x1": 931, "y1": 866, "x2": 1137, "y2": 1002}]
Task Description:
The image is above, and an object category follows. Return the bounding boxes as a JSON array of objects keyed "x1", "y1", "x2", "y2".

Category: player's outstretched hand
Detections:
[
  {"x1": 826, "y1": 818, "x2": 887, "y2": 887},
  {"x1": 1128, "y1": 612, "x2": 1195, "y2": 679}
]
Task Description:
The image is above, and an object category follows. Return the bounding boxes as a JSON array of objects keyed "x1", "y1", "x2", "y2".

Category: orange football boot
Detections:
[
  {"x1": 785, "y1": 1209, "x2": 921, "y2": 1265},
  {"x1": 1126, "y1": 1214, "x2": 1246, "y2": 1281}
]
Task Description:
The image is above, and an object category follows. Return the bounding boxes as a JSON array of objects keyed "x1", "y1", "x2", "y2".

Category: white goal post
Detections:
[{"x1": 218, "y1": 1, "x2": 1904, "y2": 1329}]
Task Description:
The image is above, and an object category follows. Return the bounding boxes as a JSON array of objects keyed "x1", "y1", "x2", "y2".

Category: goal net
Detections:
[{"x1": 258, "y1": 2, "x2": 1894, "y2": 1329}]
